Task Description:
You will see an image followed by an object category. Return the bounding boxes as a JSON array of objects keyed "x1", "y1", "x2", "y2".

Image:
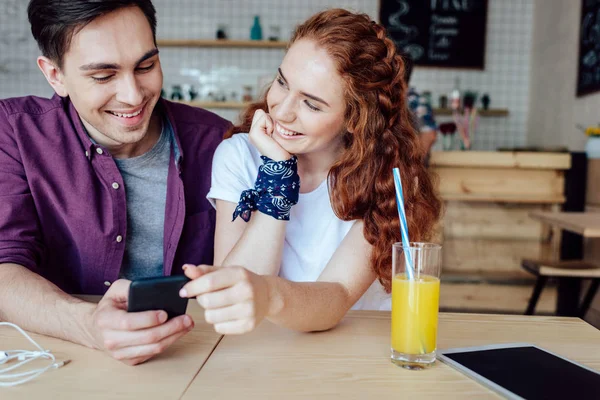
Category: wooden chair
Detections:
[{"x1": 521, "y1": 259, "x2": 600, "y2": 317}]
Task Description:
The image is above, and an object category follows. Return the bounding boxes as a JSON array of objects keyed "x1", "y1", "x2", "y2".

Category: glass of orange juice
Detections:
[{"x1": 391, "y1": 242, "x2": 441, "y2": 369}]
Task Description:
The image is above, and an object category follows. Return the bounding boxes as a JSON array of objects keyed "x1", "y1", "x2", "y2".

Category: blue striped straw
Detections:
[{"x1": 392, "y1": 168, "x2": 415, "y2": 280}]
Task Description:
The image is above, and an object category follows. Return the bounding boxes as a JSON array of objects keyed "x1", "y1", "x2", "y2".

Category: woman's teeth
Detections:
[
  {"x1": 109, "y1": 109, "x2": 142, "y2": 118},
  {"x1": 276, "y1": 124, "x2": 302, "y2": 136}
]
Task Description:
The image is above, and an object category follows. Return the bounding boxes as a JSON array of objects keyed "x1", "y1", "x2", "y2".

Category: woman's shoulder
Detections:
[
  {"x1": 219, "y1": 132, "x2": 249, "y2": 149},
  {"x1": 216, "y1": 133, "x2": 254, "y2": 156},
  {"x1": 214, "y1": 133, "x2": 262, "y2": 168}
]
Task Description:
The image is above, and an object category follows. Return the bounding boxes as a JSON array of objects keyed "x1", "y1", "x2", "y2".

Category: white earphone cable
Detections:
[{"x1": 0, "y1": 322, "x2": 71, "y2": 387}]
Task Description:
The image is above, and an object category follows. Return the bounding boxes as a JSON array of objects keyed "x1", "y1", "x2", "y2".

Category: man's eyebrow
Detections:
[
  {"x1": 79, "y1": 62, "x2": 118, "y2": 71},
  {"x1": 278, "y1": 67, "x2": 330, "y2": 107},
  {"x1": 135, "y1": 48, "x2": 159, "y2": 66},
  {"x1": 79, "y1": 48, "x2": 159, "y2": 71}
]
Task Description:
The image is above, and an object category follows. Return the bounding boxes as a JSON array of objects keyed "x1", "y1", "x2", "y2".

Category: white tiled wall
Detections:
[
  {"x1": 0, "y1": 0, "x2": 534, "y2": 150},
  {"x1": 528, "y1": 0, "x2": 600, "y2": 151},
  {"x1": 0, "y1": 0, "x2": 49, "y2": 98}
]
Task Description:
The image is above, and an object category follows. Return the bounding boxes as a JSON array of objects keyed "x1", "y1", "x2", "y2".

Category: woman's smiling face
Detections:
[{"x1": 266, "y1": 39, "x2": 348, "y2": 158}]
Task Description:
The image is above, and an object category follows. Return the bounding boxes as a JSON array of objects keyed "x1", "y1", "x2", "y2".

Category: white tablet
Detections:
[{"x1": 438, "y1": 343, "x2": 600, "y2": 400}]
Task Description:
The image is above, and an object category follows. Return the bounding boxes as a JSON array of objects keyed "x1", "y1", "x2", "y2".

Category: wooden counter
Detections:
[
  {"x1": 430, "y1": 151, "x2": 571, "y2": 313},
  {"x1": 585, "y1": 159, "x2": 600, "y2": 328}
]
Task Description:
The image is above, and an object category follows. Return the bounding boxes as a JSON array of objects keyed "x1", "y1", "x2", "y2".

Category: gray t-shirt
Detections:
[{"x1": 115, "y1": 121, "x2": 172, "y2": 280}]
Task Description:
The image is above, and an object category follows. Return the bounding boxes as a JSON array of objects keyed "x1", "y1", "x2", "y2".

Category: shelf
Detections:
[
  {"x1": 179, "y1": 101, "x2": 508, "y2": 116},
  {"x1": 178, "y1": 101, "x2": 250, "y2": 109},
  {"x1": 157, "y1": 39, "x2": 288, "y2": 49},
  {"x1": 433, "y1": 108, "x2": 509, "y2": 117},
  {"x1": 440, "y1": 193, "x2": 566, "y2": 204}
]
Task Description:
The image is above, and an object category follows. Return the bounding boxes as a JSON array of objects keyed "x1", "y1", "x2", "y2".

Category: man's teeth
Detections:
[
  {"x1": 277, "y1": 124, "x2": 301, "y2": 136},
  {"x1": 109, "y1": 109, "x2": 142, "y2": 118}
]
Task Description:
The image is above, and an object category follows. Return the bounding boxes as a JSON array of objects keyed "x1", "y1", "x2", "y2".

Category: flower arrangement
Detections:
[
  {"x1": 585, "y1": 126, "x2": 600, "y2": 137},
  {"x1": 439, "y1": 122, "x2": 457, "y2": 151},
  {"x1": 580, "y1": 124, "x2": 600, "y2": 159},
  {"x1": 453, "y1": 91, "x2": 479, "y2": 150}
]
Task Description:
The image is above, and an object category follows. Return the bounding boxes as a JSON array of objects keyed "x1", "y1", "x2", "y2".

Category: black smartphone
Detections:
[{"x1": 127, "y1": 275, "x2": 190, "y2": 320}]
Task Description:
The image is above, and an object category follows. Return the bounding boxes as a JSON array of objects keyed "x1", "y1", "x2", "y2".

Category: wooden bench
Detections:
[{"x1": 521, "y1": 259, "x2": 600, "y2": 317}]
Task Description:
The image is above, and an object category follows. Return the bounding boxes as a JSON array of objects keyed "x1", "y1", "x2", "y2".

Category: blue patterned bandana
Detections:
[{"x1": 232, "y1": 155, "x2": 300, "y2": 222}]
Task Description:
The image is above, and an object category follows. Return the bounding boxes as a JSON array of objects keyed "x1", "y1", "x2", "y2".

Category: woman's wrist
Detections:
[
  {"x1": 264, "y1": 275, "x2": 285, "y2": 319},
  {"x1": 233, "y1": 155, "x2": 300, "y2": 222}
]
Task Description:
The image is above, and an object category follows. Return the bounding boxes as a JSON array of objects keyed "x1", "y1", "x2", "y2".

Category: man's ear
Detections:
[{"x1": 37, "y1": 56, "x2": 68, "y2": 97}]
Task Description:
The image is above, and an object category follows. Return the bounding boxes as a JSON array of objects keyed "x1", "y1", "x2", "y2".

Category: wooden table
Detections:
[
  {"x1": 529, "y1": 211, "x2": 600, "y2": 238},
  {"x1": 529, "y1": 211, "x2": 600, "y2": 316},
  {"x1": 1, "y1": 300, "x2": 222, "y2": 399},
  {"x1": 182, "y1": 311, "x2": 600, "y2": 400},
  {"x1": 3, "y1": 309, "x2": 599, "y2": 399}
]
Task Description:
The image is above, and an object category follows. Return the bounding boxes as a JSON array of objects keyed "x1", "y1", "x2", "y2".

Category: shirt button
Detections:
[
  {"x1": 96, "y1": 148, "x2": 104, "y2": 155},
  {"x1": 112, "y1": 182, "x2": 120, "y2": 190},
  {"x1": 104, "y1": 281, "x2": 111, "y2": 287},
  {"x1": 85, "y1": 151, "x2": 89, "y2": 157},
  {"x1": 116, "y1": 235, "x2": 123, "y2": 243}
]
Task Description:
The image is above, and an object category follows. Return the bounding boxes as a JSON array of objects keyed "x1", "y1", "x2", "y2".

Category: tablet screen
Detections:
[{"x1": 442, "y1": 346, "x2": 600, "y2": 400}]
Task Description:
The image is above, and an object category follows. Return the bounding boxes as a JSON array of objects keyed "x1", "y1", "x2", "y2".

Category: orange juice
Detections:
[{"x1": 391, "y1": 274, "x2": 440, "y2": 355}]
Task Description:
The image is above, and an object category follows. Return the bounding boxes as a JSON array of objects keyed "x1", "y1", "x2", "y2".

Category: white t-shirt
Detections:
[{"x1": 207, "y1": 134, "x2": 391, "y2": 310}]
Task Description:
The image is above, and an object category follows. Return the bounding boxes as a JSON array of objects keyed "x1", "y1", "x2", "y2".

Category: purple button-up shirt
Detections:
[{"x1": 0, "y1": 95, "x2": 231, "y2": 295}]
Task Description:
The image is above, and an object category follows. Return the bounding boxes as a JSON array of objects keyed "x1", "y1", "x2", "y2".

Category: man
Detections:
[{"x1": 0, "y1": 0, "x2": 230, "y2": 365}]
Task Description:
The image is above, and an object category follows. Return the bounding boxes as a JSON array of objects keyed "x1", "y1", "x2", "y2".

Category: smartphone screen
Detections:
[{"x1": 442, "y1": 346, "x2": 600, "y2": 400}]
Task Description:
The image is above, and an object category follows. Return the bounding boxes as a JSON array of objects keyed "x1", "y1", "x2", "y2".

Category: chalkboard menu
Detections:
[
  {"x1": 379, "y1": 0, "x2": 488, "y2": 69},
  {"x1": 577, "y1": 0, "x2": 600, "y2": 97}
]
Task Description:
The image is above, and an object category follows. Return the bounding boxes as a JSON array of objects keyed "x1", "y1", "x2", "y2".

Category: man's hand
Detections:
[
  {"x1": 180, "y1": 265, "x2": 271, "y2": 335},
  {"x1": 85, "y1": 279, "x2": 194, "y2": 366}
]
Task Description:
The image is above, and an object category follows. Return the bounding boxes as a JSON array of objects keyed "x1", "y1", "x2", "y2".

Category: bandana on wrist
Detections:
[{"x1": 232, "y1": 155, "x2": 300, "y2": 222}]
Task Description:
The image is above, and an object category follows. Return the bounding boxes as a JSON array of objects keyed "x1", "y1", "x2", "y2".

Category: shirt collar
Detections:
[
  {"x1": 157, "y1": 98, "x2": 183, "y2": 169},
  {"x1": 63, "y1": 95, "x2": 95, "y2": 160}
]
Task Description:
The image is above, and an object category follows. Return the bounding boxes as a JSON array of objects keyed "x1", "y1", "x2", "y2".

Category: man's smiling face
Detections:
[{"x1": 57, "y1": 6, "x2": 163, "y2": 150}]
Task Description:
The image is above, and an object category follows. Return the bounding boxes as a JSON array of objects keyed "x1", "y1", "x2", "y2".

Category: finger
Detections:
[
  {"x1": 102, "y1": 315, "x2": 194, "y2": 350},
  {"x1": 251, "y1": 109, "x2": 265, "y2": 125},
  {"x1": 182, "y1": 267, "x2": 246, "y2": 298},
  {"x1": 121, "y1": 356, "x2": 152, "y2": 366},
  {"x1": 110, "y1": 324, "x2": 194, "y2": 362},
  {"x1": 182, "y1": 264, "x2": 215, "y2": 280},
  {"x1": 197, "y1": 281, "x2": 252, "y2": 309},
  {"x1": 204, "y1": 301, "x2": 254, "y2": 324},
  {"x1": 101, "y1": 308, "x2": 168, "y2": 331},
  {"x1": 264, "y1": 113, "x2": 274, "y2": 136},
  {"x1": 213, "y1": 319, "x2": 257, "y2": 335},
  {"x1": 250, "y1": 111, "x2": 271, "y2": 136},
  {"x1": 104, "y1": 279, "x2": 132, "y2": 303}
]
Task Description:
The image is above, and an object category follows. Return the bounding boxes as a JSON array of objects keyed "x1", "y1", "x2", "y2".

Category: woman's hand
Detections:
[
  {"x1": 180, "y1": 264, "x2": 271, "y2": 334},
  {"x1": 248, "y1": 109, "x2": 291, "y2": 161}
]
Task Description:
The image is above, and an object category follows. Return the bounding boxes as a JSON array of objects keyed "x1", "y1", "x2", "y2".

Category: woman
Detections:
[{"x1": 179, "y1": 9, "x2": 442, "y2": 334}]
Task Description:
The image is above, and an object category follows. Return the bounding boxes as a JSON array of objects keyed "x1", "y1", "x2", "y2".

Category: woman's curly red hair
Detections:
[{"x1": 226, "y1": 9, "x2": 442, "y2": 292}]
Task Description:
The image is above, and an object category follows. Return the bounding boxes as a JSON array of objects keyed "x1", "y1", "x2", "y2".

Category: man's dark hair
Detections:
[{"x1": 28, "y1": 0, "x2": 157, "y2": 68}]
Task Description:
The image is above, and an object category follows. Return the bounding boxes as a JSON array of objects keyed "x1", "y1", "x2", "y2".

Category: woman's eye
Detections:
[{"x1": 305, "y1": 101, "x2": 320, "y2": 112}]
